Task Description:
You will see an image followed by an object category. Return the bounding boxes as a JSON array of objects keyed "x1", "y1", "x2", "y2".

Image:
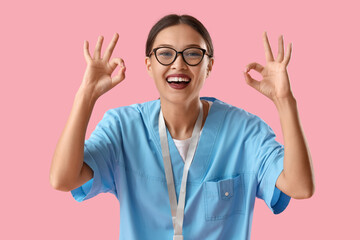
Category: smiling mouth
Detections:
[
  {"x1": 166, "y1": 77, "x2": 191, "y2": 84},
  {"x1": 166, "y1": 76, "x2": 191, "y2": 90}
]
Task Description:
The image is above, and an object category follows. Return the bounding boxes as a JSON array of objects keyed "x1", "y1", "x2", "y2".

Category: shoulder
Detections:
[
  {"x1": 205, "y1": 97, "x2": 273, "y2": 139},
  {"x1": 94, "y1": 99, "x2": 160, "y2": 135},
  {"x1": 104, "y1": 99, "x2": 160, "y2": 121},
  {"x1": 211, "y1": 98, "x2": 266, "y2": 125}
]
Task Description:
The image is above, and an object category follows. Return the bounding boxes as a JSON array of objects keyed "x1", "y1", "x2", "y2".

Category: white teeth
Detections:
[{"x1": 167, "y1": 77, "x2": 190, "y2": 83}]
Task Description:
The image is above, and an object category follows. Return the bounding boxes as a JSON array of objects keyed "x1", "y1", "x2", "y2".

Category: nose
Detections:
[{"x1": 171, "y1": 53, "x2": 188, "y2": 69}]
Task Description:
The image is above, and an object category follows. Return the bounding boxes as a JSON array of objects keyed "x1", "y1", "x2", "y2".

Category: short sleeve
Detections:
[
  {"x1": 254, "y1": 120, "x2": 291, "y2": 214},
  {"x1": 71, "y1": 109, "x2": 120, "y2": 202}
]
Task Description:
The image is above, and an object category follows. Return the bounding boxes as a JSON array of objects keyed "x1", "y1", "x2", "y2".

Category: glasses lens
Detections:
[
  {"x1": 183, "y1": 48, "x2": 204, "y2": 65},
  {"x1": 156, "y1": 48, "x2": 176, "y2": 65}
]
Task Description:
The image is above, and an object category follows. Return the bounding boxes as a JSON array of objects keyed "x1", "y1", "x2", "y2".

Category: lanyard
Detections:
[{"x1": 158, "y1": 102, "x2": 203, "y2": 240}]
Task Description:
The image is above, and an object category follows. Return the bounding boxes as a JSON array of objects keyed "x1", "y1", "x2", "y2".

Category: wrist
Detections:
[
  {"x1": 76, "y1": 85, "x2": 98, "y2": 109},
  {"x1": 273, "y1": 94, "x2": 297, "y2": 112}
]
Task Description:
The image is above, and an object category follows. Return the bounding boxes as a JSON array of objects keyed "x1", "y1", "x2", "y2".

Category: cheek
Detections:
[
  {"x1": 152, "y1": 67, "x2": 169, "y2": 88},
  {"x1": 193, "y1": 66, "x2": 207, "y2": 80},
  {"x1": 152, "y1": 64, "x2": 167, "y2": 78}
]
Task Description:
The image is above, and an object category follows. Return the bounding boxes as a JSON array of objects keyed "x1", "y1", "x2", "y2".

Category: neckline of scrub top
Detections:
[
  {"x1": 172, "y1": 100, "x2": 213, "y2": 142},
  {"x1": 158, "y1": 101, "x2": 203, "y2": 240},
  {"x1": 173, "y1": 100, "x2": 213, "y2": 163},
  {"x1": 147, "y1": 97, "x2": 229, "y2": 184}
]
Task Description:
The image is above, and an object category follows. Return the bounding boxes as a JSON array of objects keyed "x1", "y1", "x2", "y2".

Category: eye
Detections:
[
  {"x1": 184, "y1": 49, "x2": 203, "y2": 58},
  {"x1": 157, "y1": 49, "x2": 174, "y2": 58}
]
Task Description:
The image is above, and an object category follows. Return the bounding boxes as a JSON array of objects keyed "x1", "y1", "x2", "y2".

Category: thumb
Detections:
[
  {"x1": 110, "y1": 58, "x2": 126, "y2": 88},
  {"x1": 243, "y1": 71, "x2": 260, "y2": 92}
]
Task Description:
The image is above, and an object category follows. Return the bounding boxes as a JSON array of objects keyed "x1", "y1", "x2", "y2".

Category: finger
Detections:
[
  {"x1": 245, "y1": 62, "x2": 264, "y2": 74},
  {"x1": 263, "y1": 31, "x2": 275, "y2": 62},
  {"x1": 94, "y1": 35, "x2": 104, "y2": 59},
  {"x1": 243, "y1": 71, "x2": 261, "y2": 92},
  {"x1": 109, "y1": 57, "x2": 125, "y2": 70},
  {"x1": 83, "y1": 40, "x2": 92, "y2": 62},
  {"x1": 283, "y1": 42, "x2": 292, "y2": 66},
  {"x1": 276, "y1": 35, "x2": 284, "y2": 62},
  {"x1": 110, "y1": 58, "x2": 126, "y2": 87},
  {"x1": 103, "y1": 33, "x2": 119, "y2": 61}
]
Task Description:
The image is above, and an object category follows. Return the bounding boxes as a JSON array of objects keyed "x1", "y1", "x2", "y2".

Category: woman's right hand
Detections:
[{"x1": 80, "y1": 33, "x2": 126, "y2": 101}]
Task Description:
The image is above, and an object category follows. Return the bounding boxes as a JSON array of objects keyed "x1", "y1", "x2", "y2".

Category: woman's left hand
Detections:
[{"x1": 244, "y1": 32, "x2": 293, "y2": 101}]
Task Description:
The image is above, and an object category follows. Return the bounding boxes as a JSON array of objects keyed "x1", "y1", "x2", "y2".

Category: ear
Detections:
[
  {"x1": 206, "y1": 58, "x2": 214, "y2": 78},
  {"x1": 145, "y1": 57, "x2": 153, "y2": 78}
]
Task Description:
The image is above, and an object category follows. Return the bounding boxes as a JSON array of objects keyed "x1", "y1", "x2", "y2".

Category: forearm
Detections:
[
  {"x1": 274, "y1": 96, "x2": 315, "y2": 198},
  {"x1": 50, "y1": 86, "x2": 96, "y2": 191}
]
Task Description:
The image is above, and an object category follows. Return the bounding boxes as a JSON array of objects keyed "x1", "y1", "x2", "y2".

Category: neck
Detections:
[{"x1": 160, "y1": 98, "x2": 208, "y2": 140}]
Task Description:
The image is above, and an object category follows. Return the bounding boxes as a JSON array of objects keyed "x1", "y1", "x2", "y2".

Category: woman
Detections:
[{"x1": 50, "y1": 14, "x2": 315, "y2": 240}]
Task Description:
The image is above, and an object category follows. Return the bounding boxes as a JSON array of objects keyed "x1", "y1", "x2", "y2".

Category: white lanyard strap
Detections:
[{"x1": 159, "y1": 102, "x2": 203, "y2": 240}]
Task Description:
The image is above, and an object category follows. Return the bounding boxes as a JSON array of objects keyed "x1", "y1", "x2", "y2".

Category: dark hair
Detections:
[{"x1": 145, "y1": 14, "x2": 214, "y2": 58}]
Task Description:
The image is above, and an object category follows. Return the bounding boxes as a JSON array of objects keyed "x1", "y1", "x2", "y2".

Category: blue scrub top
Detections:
[{"x1": 71, "y1": 97, "x2": 291, "y2": 240}]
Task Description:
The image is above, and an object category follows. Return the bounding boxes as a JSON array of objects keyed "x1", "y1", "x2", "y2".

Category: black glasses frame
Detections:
[{"x1": 149, "y1": 47, "x2": 211, "y2": 66}]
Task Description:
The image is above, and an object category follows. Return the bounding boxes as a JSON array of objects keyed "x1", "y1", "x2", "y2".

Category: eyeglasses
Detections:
[{"x1": 149, "y1": 47, "x2": 212, "y2": 66}]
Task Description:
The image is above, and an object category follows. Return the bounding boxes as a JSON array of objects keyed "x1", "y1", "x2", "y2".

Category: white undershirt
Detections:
[{"x1": 173, "y1": 100, "x2": 213, "y2": 162}]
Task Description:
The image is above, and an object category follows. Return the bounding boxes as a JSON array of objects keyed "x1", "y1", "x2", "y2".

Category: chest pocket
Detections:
[{"x1": 204, "y1": 174, "x2": 245, "y2": 221}]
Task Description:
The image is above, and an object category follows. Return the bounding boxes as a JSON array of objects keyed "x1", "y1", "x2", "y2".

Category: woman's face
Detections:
[{"x1": 145, "y1": 24, "x2": 214, "y2": 105}]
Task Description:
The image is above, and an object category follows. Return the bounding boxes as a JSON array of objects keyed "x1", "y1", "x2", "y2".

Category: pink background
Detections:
[{"x1": 1, "y1": 0, "x2": 359, "y2": 239}]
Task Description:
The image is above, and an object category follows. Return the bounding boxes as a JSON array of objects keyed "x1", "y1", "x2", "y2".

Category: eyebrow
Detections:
[{"x1": 156, "y1": 44, "x2": 202, "y2": 48}]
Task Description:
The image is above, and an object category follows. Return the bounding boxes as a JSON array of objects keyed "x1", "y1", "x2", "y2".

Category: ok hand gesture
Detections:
[
  {"x1": 81, "y1": 33, "x2": 126, "y2": 101},
  {"x1": 244, "y1": 32, "x2": 293, "y2": 102}
]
